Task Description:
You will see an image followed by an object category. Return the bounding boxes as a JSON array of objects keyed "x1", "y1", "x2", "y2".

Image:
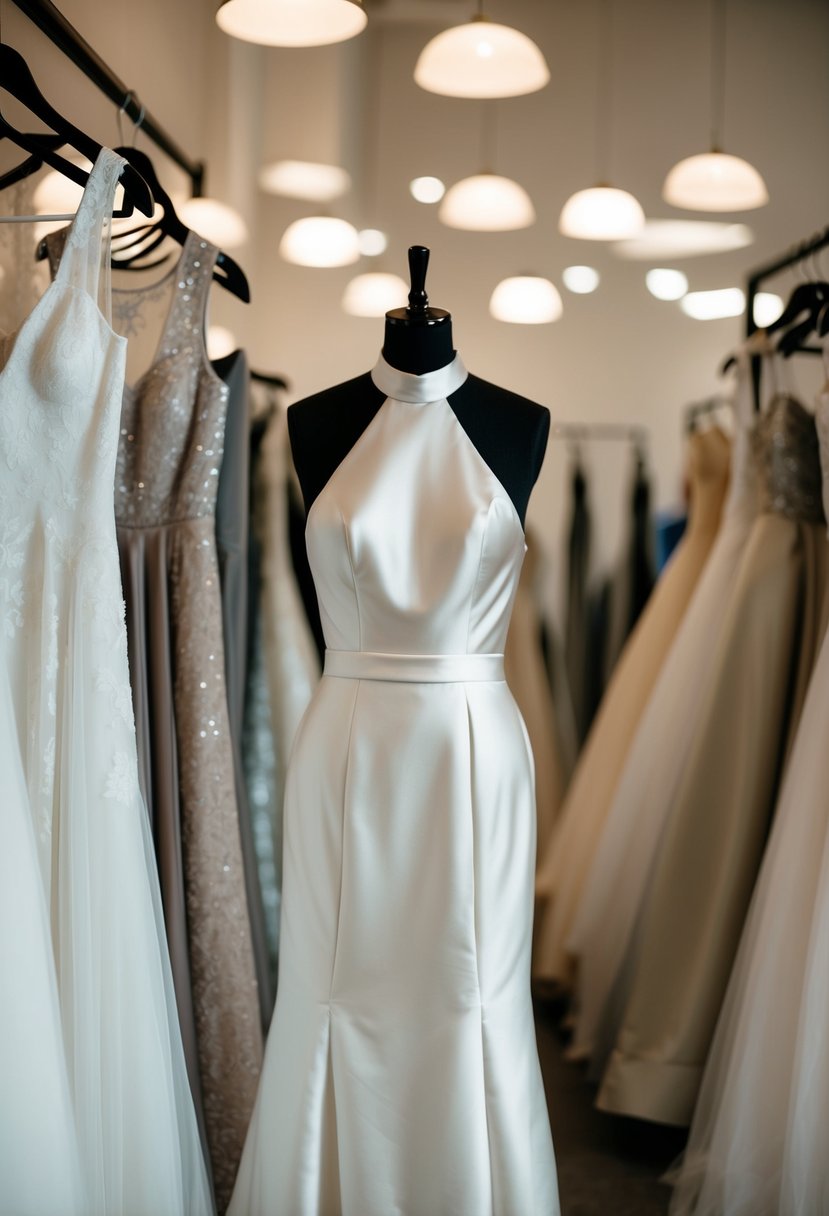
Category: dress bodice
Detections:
[
  {"x1": 752, "y1": 394, "x2": 825, "y2": 524},
  {"x1": 305, "y1": 352, "x2": 526, "y2": 657},
  {"x1": 46, "y1": 227, "x2": 229, "y2": 529}
]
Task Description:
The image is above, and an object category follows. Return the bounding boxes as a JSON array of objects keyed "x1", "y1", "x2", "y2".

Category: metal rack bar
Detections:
[
  {"x1": 551, "y1": 422, "x2": 648, "y2": 444},
  {"x1": 8, "y1": 0, "x2": 205, "y2": 193},
  {"x1": 746, "y1": 224, "x2": 829, "y2": 339}
]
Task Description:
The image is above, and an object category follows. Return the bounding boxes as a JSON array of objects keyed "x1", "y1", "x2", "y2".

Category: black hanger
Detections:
[
  {"x1": 0, "y1": 45, "x2": 152, "y2": 218},
  {"x1": 0, "y1": 136, "x2": 63, "y2": 192},
  {"x1": 105, "y1": 147, "x2": 250, "y2": 303},
  {"x1": 767, "y1": 280, "x2": 829, "y2": 355}
]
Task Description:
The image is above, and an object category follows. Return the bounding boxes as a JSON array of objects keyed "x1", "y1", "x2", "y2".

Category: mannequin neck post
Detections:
[{"x1": 382, "y1": 313, "x2": 455, "y2": 375}]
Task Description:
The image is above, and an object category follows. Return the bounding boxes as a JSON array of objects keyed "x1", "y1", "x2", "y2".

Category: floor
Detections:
[{"x1": 535, "y1": 998, "x2": 687, "y2": 1216}]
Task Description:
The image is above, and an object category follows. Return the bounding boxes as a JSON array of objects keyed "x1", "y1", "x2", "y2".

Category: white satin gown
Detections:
[{"x1": 228, "y1": 353, "x2": 559, "y2": 1216}]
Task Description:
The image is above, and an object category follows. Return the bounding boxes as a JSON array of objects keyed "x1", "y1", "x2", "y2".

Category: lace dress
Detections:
[{"x1": 0, "y1": 149, "x2": 211, "y2": 1214}]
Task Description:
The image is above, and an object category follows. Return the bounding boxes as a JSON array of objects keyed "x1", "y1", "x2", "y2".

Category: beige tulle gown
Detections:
[
  {"x1": 599, "y1": 394, "x2": 829, "y2": 1126},
  {"x1": 533, "y1": 426, "x2": 730, "y2": 985},
  {"x1": 506, "y1": 530, "x2": 566, "y2": 866}
]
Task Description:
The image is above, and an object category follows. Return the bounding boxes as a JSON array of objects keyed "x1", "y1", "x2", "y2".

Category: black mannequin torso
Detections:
[
  {"x1": 288, "y1": 246, "x2": 549, "y2": 528},
  {"x1": 288, "y1": 361, "x2": 549, "y2": 529}
]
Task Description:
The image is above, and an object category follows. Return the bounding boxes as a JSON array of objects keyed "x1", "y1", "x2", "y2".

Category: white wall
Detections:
[{"x1": 5, "y1": 0, "x2": 829, "y2": 584}]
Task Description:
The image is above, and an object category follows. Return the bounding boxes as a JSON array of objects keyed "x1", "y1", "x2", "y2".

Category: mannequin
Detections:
[{"x1": 288, "y1": 246, "x2": 550, "y2": 527}]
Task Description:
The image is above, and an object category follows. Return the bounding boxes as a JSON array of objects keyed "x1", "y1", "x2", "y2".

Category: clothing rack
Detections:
[
  {"x1": 8, "y1": 0, "x2": 205, "y2": 194},
  {"x1": 552, "y1": 422, "x2": 648, "y2": 446},
  {"x1": 685, "y1": 394, "x2": 731, "y2": 432},
  {"x1": 744, "y1": 224, "x2": 829, "y2": 407},
  {"x1": 745, "y1": 224, "x2": 829, "y2": 344}
]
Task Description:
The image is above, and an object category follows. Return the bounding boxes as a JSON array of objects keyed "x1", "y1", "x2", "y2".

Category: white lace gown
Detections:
[
  {"x1": 229, "y1": 353, "x2": 559, "y2": 1216},
  {"x1": 669, "y1": 384, "x2": 829, "y2": 1216},
  {"x1": 0, "y1": 149, "x2": 211, "y2": 1214},
  {"x1": 566, "y1": 340, "x2": 766, "y2": 1062}
]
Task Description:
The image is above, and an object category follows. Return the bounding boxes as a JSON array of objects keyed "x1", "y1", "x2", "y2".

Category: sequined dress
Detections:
[
  {"x1": 598, "y1": 392, "x2": 829, "y2": 1126},
  {"x1": 46, "y1": 226, "x2": 265, "y2": 1208}
]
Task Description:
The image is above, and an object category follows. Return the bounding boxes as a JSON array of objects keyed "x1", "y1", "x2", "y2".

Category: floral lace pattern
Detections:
[{"x1": 1, "y1": 149, "x2": 212, "y2": 1212}]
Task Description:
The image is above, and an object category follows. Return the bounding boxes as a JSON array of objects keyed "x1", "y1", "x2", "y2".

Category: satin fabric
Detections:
[{"x1": 229, "y1": 353, "x2": 559, "y2": 1216}]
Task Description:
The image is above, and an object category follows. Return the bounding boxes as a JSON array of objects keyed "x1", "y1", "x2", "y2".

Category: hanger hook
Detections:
[{"x1": 117, "y1": 90, "x2": 145, "y2": 147}]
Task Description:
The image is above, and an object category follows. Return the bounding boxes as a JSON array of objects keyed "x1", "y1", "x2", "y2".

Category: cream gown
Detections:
[
  {"x1": 564, "y1": 341, "x2": 765, "y2": 1061},
  {"x1": 228, "y1": 353, "x2": 559, "y2": 1216},
  {"x1": 599, "y1": 392, "x2": 828, "y2": 1125},
  {"x1": 670, "y1": 384, "x2": 829, "y2": 1212},
  {"x1": 533, "y1": 424, "x2": 730, "y2": 986}
]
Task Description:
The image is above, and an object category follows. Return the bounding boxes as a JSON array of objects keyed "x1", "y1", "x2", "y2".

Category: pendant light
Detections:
[
  {"x1": 258, "y1": 160, "x2": 351, "y2": 203},
  {"x1": 342, "y1": 272, "x2": 408, "y2": 317},
  {"x1": 558, "y1": 0, "x2": 644, "y2": 241},
  {"x1": 178, "y1": 196, "x2": 249, "y2": 249},
  {"x1": 489, "y1": 276, "x2": 563, "y2": 324},
  {"x1": 414, "y1": 1, "x2": 549, "y2": 99},
  {"x1": 663, "y1": 0, "x2": 767, "y2": 211},
  {"x1": 279, "y1": 216, "x2": 360, "y2": 267},
  {"x1": 216, "y1": 0, "x2": 366, "y2": 47},
  {"x1": 440, "y1": 103, "x2": 535, "y2": 231}
]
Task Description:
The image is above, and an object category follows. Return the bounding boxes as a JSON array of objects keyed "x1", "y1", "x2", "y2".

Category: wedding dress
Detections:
[
  {"x1": 533, "y1": 424, "x2": 729, "y2": 985},
  {"x1": 0, "y1": 148, "x2": 211, "y2": 1215},
  {"x1": 563, "y1": 342, "x2": 765, "y2": 1063},
  {"x1": 669, "y1": 382, "x2": 829, "y2": 1214},
  {"x1": 600, "y1": 390, "x2": 828, "y2": 1125},
  {"x1": 228, "y1": 353, "x2": 559, "y2": 1216}
]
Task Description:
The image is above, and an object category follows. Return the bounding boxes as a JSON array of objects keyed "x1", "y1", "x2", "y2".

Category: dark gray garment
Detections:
[
  {"x1": 213, "y1": 348, "x2": 274, "y2": 1029},
  {"x1": 565, "y1": 460, "x2": 591, "y2": 745}
]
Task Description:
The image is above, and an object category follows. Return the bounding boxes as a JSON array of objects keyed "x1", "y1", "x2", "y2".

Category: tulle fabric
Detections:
[
  {"x1": 0, "y1": 149, "x2": 212, "y2": 1215},
  {"x1": 669, "y1": 389, "x2": 829, "y2": 1215},
  {"x1": 0, "y1": 665, "x2": 86, "y2": 1216}
]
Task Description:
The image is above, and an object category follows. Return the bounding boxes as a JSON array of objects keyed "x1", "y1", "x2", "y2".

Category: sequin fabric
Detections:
[
  {"x1": 752, "y1": 394, "x2": 826, "y2": 525},
  {"x1": 47, "y1": 227, "x2": 263, "y2": 1212}
]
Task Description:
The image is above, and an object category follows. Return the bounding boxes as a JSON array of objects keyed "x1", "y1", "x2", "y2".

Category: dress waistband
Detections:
[{"x1": 323, "y1": 650, "x2": 505, "y2": 684}]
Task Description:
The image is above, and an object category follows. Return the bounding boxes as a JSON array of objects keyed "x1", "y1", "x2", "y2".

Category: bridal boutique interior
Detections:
[{"x1": 2, "y1": 1, "x2": 829, "y2": 1214}]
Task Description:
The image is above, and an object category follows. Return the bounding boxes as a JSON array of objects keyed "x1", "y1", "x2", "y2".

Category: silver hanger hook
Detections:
[{"x1": 117, "y1": 91, "x2": 145, "y2": 148}]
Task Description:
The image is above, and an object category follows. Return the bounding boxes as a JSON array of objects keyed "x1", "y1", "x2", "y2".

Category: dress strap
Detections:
[
  {"x1": 56, "y1": 147, "x2": 125, "y2": 324},
  {"x1": 159, "y1": 230, "x2": 218, "y2": 362}
]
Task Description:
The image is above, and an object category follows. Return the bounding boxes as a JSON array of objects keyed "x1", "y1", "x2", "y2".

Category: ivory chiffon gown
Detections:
[
  {"x1": 670, "y1": 383, "x2": 829, "y2": 1215},
  {"x1": 228, "y1": 352, "x2": 559, "y2": 1216}
]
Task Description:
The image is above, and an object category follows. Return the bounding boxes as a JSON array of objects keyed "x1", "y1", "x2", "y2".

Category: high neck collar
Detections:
[{"x1": 371, "y1": 351, "x2": 468, "y2": 404}]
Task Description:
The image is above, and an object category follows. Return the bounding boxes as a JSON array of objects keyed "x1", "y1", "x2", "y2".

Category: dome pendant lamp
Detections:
[
  {"x1": 558, "y1": 0, "x2": 644, "y2": 240},
  {"x1": 216, "y1": 0, "x2": 366, "y2": 47},
  {"x1": 440, "y1": 102, "x2": 535, "y2": 232},
  {"x1": 414, "y1": 0, "x2": 549, "y2": 99},
  {"x1": 663, "y1": 0, "x2": 767, "y2": 211}
]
